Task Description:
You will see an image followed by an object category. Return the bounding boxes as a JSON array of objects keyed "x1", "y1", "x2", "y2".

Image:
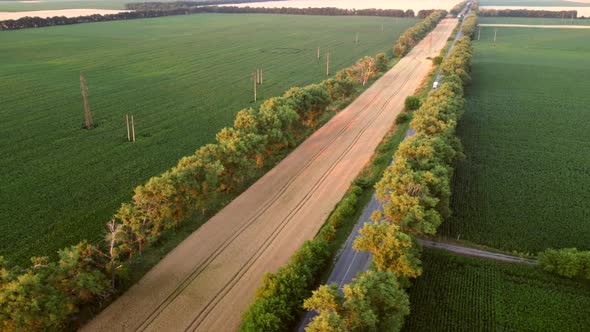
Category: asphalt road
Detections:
[
  {"x1": 82, "y1": 18, "x2": 458, "y2": 332},
  {"x1": 297, "y1": 127, "x2": 417, "y2": 331}
]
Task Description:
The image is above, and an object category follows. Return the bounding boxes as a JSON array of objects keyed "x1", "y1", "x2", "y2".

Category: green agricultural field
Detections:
[
  {"x1": 440, "y1": 26, "x2": 590, "y2": 253},
  {"x1": 0, "y1": 14, "x2": 418, "y2": 264},
  {"x1": 479, "y1": 16, "x2": 590, "y2": 25},
  {"x1": 402, "y1": 249, "x2": 590, "y2": 332}
]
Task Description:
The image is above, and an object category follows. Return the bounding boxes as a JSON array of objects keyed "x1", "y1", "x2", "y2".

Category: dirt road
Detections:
[
  {"x1": 420, "y1": 240, "x2": 537, "y2": 265},
  {"x1": 82, "y1": 18, "x2": 458, "y2": 332},
  {"x1": 479, "y1": 23, "x2": 590, "y2": 29}
]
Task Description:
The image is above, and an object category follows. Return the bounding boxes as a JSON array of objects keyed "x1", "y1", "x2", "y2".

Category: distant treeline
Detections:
[
  {"x1": 127, "y1": 2, "x2": 421, "y2": 17},
  {"x1": 450, "y1": 0, "x2": 468, "y2": 16},
  {"x1": 127, "y1": 0, "x2": 287, "y2": 8},
  {"x1": 0, "y1": 5, "x2": 435, "y2": 31},
  {"x1": 478, "y1": 9, "x2": 577, "y2": 18}
]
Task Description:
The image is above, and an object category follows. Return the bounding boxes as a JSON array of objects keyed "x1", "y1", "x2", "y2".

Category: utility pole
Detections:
[
  {"x1": 493, "y1": 28, "x2": 497, "y2": 44},
  {"x1": 126, "y1": 114, "x2": 130, "y2": 141},
  {"x1": 317, "y1": 46, "x2": 320, "y2": 60},
  {"x1": 561, "y1": 12, "x2": 565, "y2": 24},
  {"x1": 253, "y1": 71, "x2": 257, "y2": 102},
  {"x1": 571, "y1": 13, "x2": 574, "y2": 25},
  {"x1": 131, "y1": 114, "x2": 136, "y2": 142},
  {"x1": 260, "y1": 65, "x2": 263, "y2": 84},
  {"x1": 355, "y1": 32, "x2": 359, "y2": 45},
  {"x1": 326, "y1": 49, "x2": 330, "y2": 76},
  {"x1": 478, "y1": 26, "x2": 481, "y2": 41},
  {"x1": 381, "y1": 23, "x2": 384, "y2": 33}
]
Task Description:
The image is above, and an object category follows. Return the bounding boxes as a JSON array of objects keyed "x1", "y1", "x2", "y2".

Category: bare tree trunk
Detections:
[
  {"x1": 80, "y1": 72, "x2": 93, "y2": 129},
  {"x1": 107, "y1": 219, "x2": 121, "y2": 290},
  {"x1": 326, "y1": 50, "x2": 330, "y2": 76}
]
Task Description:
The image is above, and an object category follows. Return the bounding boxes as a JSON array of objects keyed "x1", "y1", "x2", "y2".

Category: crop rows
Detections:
[
  {"x1": 402, "y1": 249, "x2": 590, "y2": 331},
  {"x1": 440, "y1": 26, "x2": 590, "y2": 253},
  {"x1": 0, "y1": 14, "x2": 417, "y2": 264}
]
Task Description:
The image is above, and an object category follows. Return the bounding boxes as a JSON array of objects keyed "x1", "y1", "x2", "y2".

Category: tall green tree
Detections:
[
  {"x1": 354, "y1": 222, "x2": 422, "y2": 279},
  {"x1": 304, "y1": 271, "x2": 410, "y2": 332}
]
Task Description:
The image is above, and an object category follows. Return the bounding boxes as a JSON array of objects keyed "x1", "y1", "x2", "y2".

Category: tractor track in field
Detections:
[{"x1": 83, "y1": 18, "x2": 457, "y2": 332}]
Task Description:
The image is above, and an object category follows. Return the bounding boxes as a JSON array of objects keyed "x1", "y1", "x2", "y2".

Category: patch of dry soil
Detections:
[{"x1": 0, "y1": 9, "x2": 128, "y2": 20}]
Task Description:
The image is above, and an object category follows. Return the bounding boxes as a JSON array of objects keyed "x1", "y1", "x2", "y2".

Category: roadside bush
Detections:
[
  {"x1": 404, "y1": 96, "x2": 421, "y2": 111},
  {"x1": 322, "y1": 78, "x2": 356, "y2": 103},
  {"x1": 240, "y1": 239, "x2": 331, "y2": 332},
  {"x1": 375, "y1": 53, "x2": 389, "y2": 72},
  {"x1": 303, "y1": 270, "x2": 410, "y2": 332},
  {"x1": 395, "y1": 112, "x2": 410, "y2": 124},
  {"x1": 538, "y1": 248, "x2": 590, "y2": 281}
]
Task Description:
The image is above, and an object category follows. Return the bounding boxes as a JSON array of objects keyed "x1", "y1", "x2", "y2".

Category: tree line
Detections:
[
  {"x1": 128, "y1": 2, "x2": 418, "y2": 17},
  {"x1": 393, "y1": 10, "x2": 448, "y2": 57},
  {"x1": 539, "y1": 248, "x2": 590, "y2": 282},
  {"x1": 461, "y1": 12, "x2": 478, "y2": 38},
  {"x1": 1, "y1": 5, "x2": 425, "y2": 31},
  {"x1": 450, "y1": 0, "x2": 468, "y2": 17},
  {"x1": 304, "y1": 15, "x2": 477, "y2": 332},
  {"x1": 238, "y1": 11, "x2": 451, "y2": 332},
  {"x1": 478, "y1": 9, "x2": 577, "y2": 18}
]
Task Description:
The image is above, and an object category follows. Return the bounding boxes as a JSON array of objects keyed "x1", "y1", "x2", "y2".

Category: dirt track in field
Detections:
[
  {"x1": 0, "y1": 9, "x2": 128, "y2": 20},
  {"x1": 479, "y1": 23, "x2": 590, "y2": 29},
  {"x1": 82, "y1": 18, "x2": 458, "y2": 332}
]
